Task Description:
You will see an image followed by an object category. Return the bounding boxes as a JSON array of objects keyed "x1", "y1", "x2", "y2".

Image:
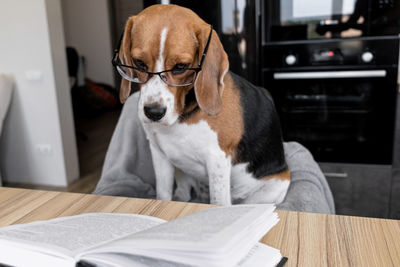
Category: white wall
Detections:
[
  {"x1": 61, "y1": 0, "x2": 115, "y2": 87},
  {"x1": 0, "y1": 0, "x2": 79, "y2": 186}
]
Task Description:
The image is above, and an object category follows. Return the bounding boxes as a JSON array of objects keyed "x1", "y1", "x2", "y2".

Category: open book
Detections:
[{"x1": 0, "y1": 204, "x2": 284, "y2": 267}]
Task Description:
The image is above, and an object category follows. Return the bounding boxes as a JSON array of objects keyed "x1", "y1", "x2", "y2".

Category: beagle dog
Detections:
[{"x1": 115, "y1": 4, "x2": 290, "y2": 205}]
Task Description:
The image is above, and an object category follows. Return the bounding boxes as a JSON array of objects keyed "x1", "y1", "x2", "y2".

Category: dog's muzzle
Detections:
[{"x1": 144, "y1": 104, "x2": 167, "y2": 121}]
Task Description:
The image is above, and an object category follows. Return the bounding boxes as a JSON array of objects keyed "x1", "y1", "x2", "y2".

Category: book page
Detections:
[
  {"x1": 82, "y1": 205, "x2": 277, "y2": 267},
  {"x1": 0, "y1": 213, "x2": 165, "y2": 257},
  {"x1": 121, "y1": 205, "x2": 273, "y2": 245}
]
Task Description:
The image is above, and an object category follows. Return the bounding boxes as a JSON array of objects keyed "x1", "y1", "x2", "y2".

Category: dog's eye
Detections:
[
  {"x1": 133, "y1": 59, "x2": 147, "y2": 71},
  {"x1": 172, "y1": 63, "x2": 189, "y2": 75}
]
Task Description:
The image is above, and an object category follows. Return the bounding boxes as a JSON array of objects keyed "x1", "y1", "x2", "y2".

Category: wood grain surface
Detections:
[{"x1": 0, "y1": 187, "x2": 399, "y2": 266}]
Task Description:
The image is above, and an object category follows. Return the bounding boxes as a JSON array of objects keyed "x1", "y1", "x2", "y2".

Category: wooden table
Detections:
[{"x1": 0, "y1": 187, "x2": 399, "y2": 266}]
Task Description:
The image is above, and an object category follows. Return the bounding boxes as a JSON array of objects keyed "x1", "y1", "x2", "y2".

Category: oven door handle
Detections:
[
  {"x1": 273, "y1": 70, "x2": 387, "y2": 80},
  {"x1": 323, "y1": 172, "x2": 349, "y2": 178}
]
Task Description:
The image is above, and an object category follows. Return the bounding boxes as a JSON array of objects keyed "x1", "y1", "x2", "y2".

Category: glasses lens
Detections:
[
  {"x1": 116, "y1": 65, "x2": 148, "y2": 83},
  {"x1": 164, "y1": 70, "x2": 197, "y2": 86}
]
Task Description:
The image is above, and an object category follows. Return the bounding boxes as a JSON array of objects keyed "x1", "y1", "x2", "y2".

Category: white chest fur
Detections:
[{"x1": 144, "y1": 120, "x2": 225, "y2": 181}]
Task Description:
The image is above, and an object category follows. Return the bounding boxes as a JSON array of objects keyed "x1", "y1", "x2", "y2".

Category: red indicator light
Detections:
[{"x1": 328, "y1": 51, "x2": 334, "y2": 57}]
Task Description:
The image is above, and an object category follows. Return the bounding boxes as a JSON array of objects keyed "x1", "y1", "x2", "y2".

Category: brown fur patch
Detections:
[
  {"x1": 182, "y1": 73, "x2": 244, "y2": 160},
  {"x1": 261, "y1": 168, "x2": 291, "y2": 181}
]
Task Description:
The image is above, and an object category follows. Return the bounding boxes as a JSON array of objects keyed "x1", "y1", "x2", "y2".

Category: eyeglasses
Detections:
[{"x1": 112, "y1": 25, "x2": 213, "y2": 87}]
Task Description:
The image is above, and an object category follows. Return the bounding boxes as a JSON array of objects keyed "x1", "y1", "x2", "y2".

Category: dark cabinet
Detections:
[{"x1": 319, "y1": 163, "x2": 392, "y2": 218}]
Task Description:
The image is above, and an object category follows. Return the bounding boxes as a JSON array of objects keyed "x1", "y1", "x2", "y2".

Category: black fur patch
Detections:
[
  {"x1": 231, "y1": 72, "x2": 287, "y2": 178},
  {"x1": 179, "y1": 87, "x2": 199, "y2": 122}
]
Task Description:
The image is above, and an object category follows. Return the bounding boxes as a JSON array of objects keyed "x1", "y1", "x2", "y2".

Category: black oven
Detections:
[
  {"x1": 263, "y1": 37, "x2": 399, "y2": 164},
  {"x1": 262, "y1": 0, "x2": 400, "y2": 165}
]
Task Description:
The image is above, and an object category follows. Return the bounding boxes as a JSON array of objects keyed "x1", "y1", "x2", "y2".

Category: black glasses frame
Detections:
[{"x1": 112, "y1": 25, "x2": 213, "y2": 86}]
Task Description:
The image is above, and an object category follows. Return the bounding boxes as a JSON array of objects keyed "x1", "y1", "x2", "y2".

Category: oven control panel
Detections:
[{"x1": 263, "y1": 36, "x2": 399, "y2": 69}]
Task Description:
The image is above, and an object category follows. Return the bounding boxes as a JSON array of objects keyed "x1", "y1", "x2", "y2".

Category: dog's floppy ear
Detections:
[
  {"x1": 194, "y1": 25, "x2": 229, "y2": 116},
  {"x1": 119, "y1": 16, "x2": 135, "y2": 103}
]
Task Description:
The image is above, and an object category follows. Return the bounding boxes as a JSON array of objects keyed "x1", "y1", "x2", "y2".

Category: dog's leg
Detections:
[
  {"x1": 207, "y1": 157, "x2": 232, "y2": 205},
  {"x1": 149, "y1": 144, "x2": 175, "y2": 201}
]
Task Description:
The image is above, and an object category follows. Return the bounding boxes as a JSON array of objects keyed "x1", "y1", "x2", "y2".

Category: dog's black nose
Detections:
[{"x1": 144, "y1": 104, "x2": 167, "y2": 121}]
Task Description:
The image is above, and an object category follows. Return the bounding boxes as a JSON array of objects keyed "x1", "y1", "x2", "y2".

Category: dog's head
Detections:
[{"x1": 118, "y1": 4, "x2": 229, "y2": 126}]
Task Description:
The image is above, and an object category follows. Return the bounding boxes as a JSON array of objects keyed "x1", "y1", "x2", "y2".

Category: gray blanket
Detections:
[{"x1": 94, "y1": 93, "x2": 335, "y2": 214}]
